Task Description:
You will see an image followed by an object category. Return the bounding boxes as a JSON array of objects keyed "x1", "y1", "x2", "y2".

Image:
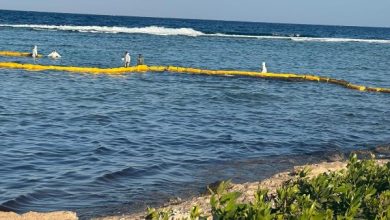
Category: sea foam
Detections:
[
  {"x1": 1, "y1": 24, "x2": 390, "y2": 44},
  {"x1": 0, "y1": 24, "x2": 205, "y2": 37}
]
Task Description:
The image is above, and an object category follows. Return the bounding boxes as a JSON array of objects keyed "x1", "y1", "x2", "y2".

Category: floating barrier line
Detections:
[
  {"x1": 0, "y1": 51, "x2": 43, "y2": 58},
  {"x1": 0, "y1": 61, "x2": 389, "y2": 93}
]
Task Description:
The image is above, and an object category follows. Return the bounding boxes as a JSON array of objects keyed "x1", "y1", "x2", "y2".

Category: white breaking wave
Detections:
[
  {"x1": 290, "y1": 37, "x2": 390, "y2": 44},
  {"x1": 210, "y1": 33, "x2": 390, "y2": 44},
  {"x1": 0, "y1": 24, "x2": 205, "y2": 37},
  {"x1": 1, "y1": 24, "x2": 390, "y2": 44}
]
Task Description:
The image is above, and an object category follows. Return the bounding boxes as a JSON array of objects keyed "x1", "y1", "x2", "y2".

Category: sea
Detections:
[{"x1": 0, "y1": 10, "x2": 389, "y2": 219}]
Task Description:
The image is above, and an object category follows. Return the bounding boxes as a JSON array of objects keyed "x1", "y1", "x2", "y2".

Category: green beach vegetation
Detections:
[{"x1": 146, "y1": 154, "x2": 390, "y2": 220}]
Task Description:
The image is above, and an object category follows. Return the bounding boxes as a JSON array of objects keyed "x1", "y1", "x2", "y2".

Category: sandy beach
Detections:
[{"x1": 0, "y1": 211, "x2": 77, "y2": 220}]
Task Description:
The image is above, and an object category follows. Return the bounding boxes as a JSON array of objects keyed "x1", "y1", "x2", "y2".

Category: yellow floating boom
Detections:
[
  {"x1": 0, "y1": 61, "x2": 388, "y2": 93},
  {"x1": 0, "y1": 51, "x2": 43, "y2": 58}
]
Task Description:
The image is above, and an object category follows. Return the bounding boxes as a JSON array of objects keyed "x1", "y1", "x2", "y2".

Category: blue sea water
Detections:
[{"x1": 0, "y1": 10, "x2": 389, "y2": 218}]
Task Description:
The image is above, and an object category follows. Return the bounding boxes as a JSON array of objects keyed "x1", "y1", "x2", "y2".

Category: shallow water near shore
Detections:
[{"x1": 0, "y1": 10, "x2": 389, "y2": 219}]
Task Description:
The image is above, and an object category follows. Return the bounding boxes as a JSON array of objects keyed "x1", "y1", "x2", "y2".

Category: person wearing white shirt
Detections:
[
  {"x1": 124, "y1": 51, "x2": 131, "y2": 67},
  {"x1": 261, "y1": 62, "x2": 267, "y2": 73},
  {"x1": 32, "y1": 45, "x2": 38, "y2": 58},
  {"x1": 48, "y1": 50, "x2": 61, "y2": 59}
]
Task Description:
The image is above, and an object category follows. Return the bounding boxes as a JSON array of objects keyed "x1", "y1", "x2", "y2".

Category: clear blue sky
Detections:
[{"x1": 0, "y1": 0, "x2": 389, "y2": 27}]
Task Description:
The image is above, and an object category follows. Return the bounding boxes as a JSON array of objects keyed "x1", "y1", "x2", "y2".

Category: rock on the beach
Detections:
[{"x1": 0, "y1": 211, "x2": 78, "y2": 220}]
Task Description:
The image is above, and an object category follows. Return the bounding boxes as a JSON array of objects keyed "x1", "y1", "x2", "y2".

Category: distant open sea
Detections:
[{"x1": 0, "y1": 10, "x2": 389, "y2": 219}]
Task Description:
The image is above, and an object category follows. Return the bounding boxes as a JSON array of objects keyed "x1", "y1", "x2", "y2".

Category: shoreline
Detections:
[
  {"x1": 1, "y1": 148, "x2": 388, "y2": 220},
  {"x1": 91, "y1": 160, "x2": 349, "y2": 220},
  {"x1": 94, "y1": 151, "x2": 388, "y2": 220}
]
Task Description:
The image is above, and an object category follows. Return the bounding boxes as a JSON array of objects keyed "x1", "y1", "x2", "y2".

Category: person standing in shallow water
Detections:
[
  {"x1": 124, "y1": 51, "x2": 131, "y2": 67},
  {"x1": 137, "y1": 54, "x2": 144, "y2": 65},
  {"x1": 261, "y1": 62, "x2": 267, "y2": 73},
  {"x1": 48, "y1": 50, "x2": 61, "y2": 59},
  {"x1": 32, "y1": 45, "x2": 38, "y2": 59}
]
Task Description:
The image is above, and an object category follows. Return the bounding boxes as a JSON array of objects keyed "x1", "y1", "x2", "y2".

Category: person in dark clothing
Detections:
[{"x1": 137, "y1": 54, "x2": 144, "y2": 65}]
